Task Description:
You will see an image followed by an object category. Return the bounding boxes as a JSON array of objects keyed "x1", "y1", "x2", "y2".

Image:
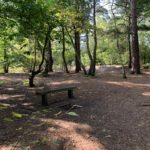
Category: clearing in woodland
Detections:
[{"x1": 0, "y1": 67, "x2": 150, "y2": 150}]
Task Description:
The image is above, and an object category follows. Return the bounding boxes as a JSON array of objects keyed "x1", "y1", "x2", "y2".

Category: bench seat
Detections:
[{"x1": 36, "y1": 86, "x2": 77, "y2": 106}]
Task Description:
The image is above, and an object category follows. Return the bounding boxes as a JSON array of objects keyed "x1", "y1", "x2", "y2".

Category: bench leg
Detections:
[
  {"x1": 68, "y1": 89, "x2": 73, "y2": 98},
  {"x1": 42, "y1": 95, "x2": 48, "y2": 106}
]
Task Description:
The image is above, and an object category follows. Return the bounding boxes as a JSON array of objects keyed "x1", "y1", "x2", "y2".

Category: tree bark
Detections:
[
  {"x1": 74, "y1": 30, "x2": 81, "y2": 73},
  {"x1": 65, "y1": 27, "x2": 87, "y2": 75},
  {"x1": 131, "y1": 0, "x2": 141, "y2": 74},
  {"x1": 86, "y1": 32, "x2": 93, "y2": 66},
  {"x1": 29, "y1": 71, "x2": 38, "y2": 87},
  {"x1": 86, "y1": 32, "x2": 94, "y2": 75},
  {"x1": 92, "y1": 0, "x2": 97, "y2": 75},
  {"x1": 62, "y1": 26, "x2": 69, "y2": 73},
  {"x1": 3, "y1": 48, "x2": 9, "y2": 73},
  {"x1": 88, "y1": 0, "x2": 97, "y2": 76},
  {"x1": 128, "y1": 16, "x2": 132, "y2": 68},
  {"x1": 29, "y1": 25, "x2": 51, "y2": 87},
  {"x1": 44, "y1": 38, "x2": 53, "y2": 74}
]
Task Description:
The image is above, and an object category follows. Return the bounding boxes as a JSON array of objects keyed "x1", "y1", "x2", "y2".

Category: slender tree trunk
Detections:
[
  {"x1": 88, "y1": 0, "x2": 97, "y2": 76},
  {"x1": 62, "y1": 26, "x2": 69, "y2": 73},
  {"x1": 3, "y1": 48, "x2": 9, "y2": 73},
  {"x1": 29, "y1": 25, "x2": 51, "y2": 87},
  {"x1": 86, "y1": 32, "x2": 93, "y2": 66},
  {"x1": 74, "y1": 30, "x2": 81, "y2": 73},
  {"x1": 29, "y1": 71, "x2": 37, "y2": 87},
  {"x1": 65, "y1": 27, "x2": 87, "y2": 75},
  {"x1": 128, "y1": 32, "x2": 132, "y2": 68},
  {"x1": 93, "y1": 0, "x2": 97, "y2": 75},
  {"x1": 131, "y1": 0, "x2": 141, "y2": 74},
  {"x1": 128, "y1": 16, "x2": 132, "y2": 68},
  {"x1": 44, "y1": 38, "x2": 53, "y2": 74},
  {"x1": 86, "y1": 32, "x2": 94, "y2": 75}
]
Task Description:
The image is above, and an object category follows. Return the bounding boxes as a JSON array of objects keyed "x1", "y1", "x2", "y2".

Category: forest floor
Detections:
[{"x1": 0, "y1": 66, "x2": 150, "y2": 150}]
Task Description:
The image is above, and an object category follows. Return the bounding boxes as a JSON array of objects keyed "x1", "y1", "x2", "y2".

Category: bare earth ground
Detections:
[{"x1": 0, "y1": 66, "x2": 150, "y2": 150}]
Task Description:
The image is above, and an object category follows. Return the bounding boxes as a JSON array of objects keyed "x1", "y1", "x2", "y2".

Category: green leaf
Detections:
[
  {"x1": 12, "y1": 112, "x2": 23, "y2": 118},
  {"x1": 66, "y1": 112, "x2": 79, "y2": 116}
]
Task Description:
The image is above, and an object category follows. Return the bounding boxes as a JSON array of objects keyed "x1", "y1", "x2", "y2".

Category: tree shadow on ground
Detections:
[{"x1": 0, "y1": 72, "x2": 150, "y2": 150}]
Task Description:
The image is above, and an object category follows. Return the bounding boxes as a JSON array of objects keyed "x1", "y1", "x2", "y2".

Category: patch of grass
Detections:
[
  {"x1": 143, "y1": 64, "x2": 150, "y2": 69},
  {"x1": 0, "y1": 67, "x2": 4, "y2": 73},
  {"x1": 22, "y1": 79, "x2": 29, "y2": 86},
  {"x1": 0, "y1": 103, "x2": 8, "y2": 110},
  {"x1": 9, "y1": 67, "x2": 25, "y2": 73},
  {"x1": 0, "y1": 80, "x2": 5, "y2": 85}
]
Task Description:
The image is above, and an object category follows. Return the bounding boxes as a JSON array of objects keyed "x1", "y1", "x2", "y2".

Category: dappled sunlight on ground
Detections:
[
  {"x1": 0, "y1": 94, "x2": 11, "y2": 100},
  {"x1": 5, "y1": 88, "x2": 15, "y2": 91},
  {"x1": 0, "y1": 70, "x2": 150, "y2": 150},
  {"x1": 142, "y1": 92, "x2": 150, "y2": 97},
  {"x1": 50, "y1": 80, "x2": 80, "y2": 86},
  {"x1": 0, "y1": 145, "x2": 12, "y2": 150},
  {"x1": 41, "y1": 118, "x2": 106, "y2": 150},
  {"x1": 105, "y1": 81, "x2": 150, "y2": 88},
  {"x1": 0, "y1": 94, "x2": 25, "y2": 100}
]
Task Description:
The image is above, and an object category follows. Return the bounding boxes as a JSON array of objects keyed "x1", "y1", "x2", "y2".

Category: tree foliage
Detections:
[{"x1": 0, "y1": 0, "x2": 149, "y2": 77}]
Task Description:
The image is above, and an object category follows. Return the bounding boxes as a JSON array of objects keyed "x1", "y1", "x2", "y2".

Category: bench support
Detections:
[
  {"x1": 68, "y1": 89, "x2": 73, "y2": 98},
  {"x1": 42, "y1": 95, "x2": 48, "y2": 106}
]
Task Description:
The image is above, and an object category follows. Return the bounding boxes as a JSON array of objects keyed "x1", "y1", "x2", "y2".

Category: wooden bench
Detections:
[{"x1": 36, "y1": 86, "x2": 77, "y2": 106}]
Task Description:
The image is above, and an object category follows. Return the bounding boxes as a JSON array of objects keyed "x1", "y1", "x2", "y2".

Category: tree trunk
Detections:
[
  {"x1": 44, "y1": 39, "x2": 53, "y2": 74},
  {"x1": 29, "y1": 25, "x2": 51, "y2": 87},
  {"x1": 131, "y1": 0, "x2": 141, "y2": 74},
  {"x1": 3, "y1": 48, "x2": 9, "y2": 73},
  {"x1": 93, "y1": 0, "x2": 97, "y2": 75},
  {"x1": 128, "y1": 16, "x2": 132, "y2": 68},
  {"x1": 74, "y1": 30, "x2": 81, "y2": 73},
  {"x1": 62, "y1": 26, "x2": 69, "y2": 73},
  {"x1": 65, "y1": 27, "x2": 87, "y2": 75},
  {"x1": 128, "y1": 33, "x2": 132, "y2": 68},
  {"x1": 29, "y1": 71, "x2": 36, "y2": 87},
  {"x1": 4, "y1": 64, "x2": 9, "y2": 73},
  {"x1": 88, "y1": 0, "x2": 97, "y2": 76},
  {"x1": 86, "y1": 32, "x2": 94, "y2": 75}
]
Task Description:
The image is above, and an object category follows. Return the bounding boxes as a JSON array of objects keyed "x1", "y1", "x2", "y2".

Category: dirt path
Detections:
[{"x1": 0, "y1": 67, "x2": 149, "y2": 150}]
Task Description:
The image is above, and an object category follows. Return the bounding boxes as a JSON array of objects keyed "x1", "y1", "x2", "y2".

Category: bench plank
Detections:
[
  {"x1": 36, "y1": 86, "x2": 77, "y2": 106},
  {"x1": 36, "y1": 86, "x2": 76, "y2": 95}
]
